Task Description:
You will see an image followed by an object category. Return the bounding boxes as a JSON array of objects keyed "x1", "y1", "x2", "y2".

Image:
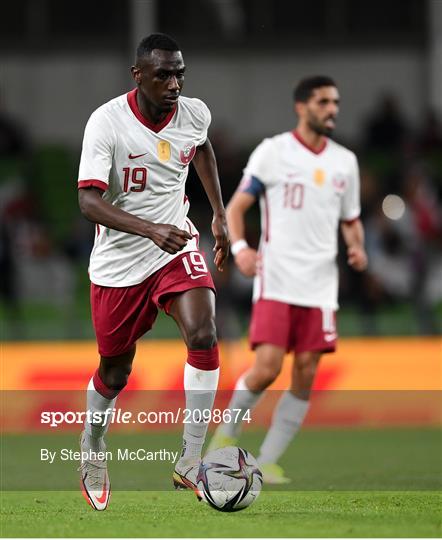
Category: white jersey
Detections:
[
  {"x1": 78, "y1": 89, "x2": 210, "y2": 287},
  {"x1": 241, "y1": 131, "x2": 360, "y2": 309}
]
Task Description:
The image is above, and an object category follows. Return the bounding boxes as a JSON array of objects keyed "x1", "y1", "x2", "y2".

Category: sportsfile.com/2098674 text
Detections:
[{"x1": 40, "y1": 408, "x2": 252, "y2": 428}]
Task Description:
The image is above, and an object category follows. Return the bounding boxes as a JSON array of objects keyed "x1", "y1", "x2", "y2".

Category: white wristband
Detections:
[{"x1": 231, "y1": 239, "x2": 249, "y2": 256}]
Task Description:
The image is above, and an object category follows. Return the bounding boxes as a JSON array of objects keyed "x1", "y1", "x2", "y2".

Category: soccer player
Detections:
[
  {"x1": 77, "y1": 33, "x2": 228, "y2": 510},
  {"x1": 209, "y1": 76, "x2": 367, "y2": 483}
]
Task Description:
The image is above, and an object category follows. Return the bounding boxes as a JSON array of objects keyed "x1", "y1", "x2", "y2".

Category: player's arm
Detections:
[
  {"x1": 192, "y1": 138, "x2": 229, "y2": 271},
  {"x1": 226, "y1": 190, "x2": 258, "y2": 278},
  {"x1": 340, "y1": 154, "x2": 366, "y2": 271},
  {"x1": 78, "y1": 187, "x2": 192, "y2": 255},
  {"x1": 340, "y1": 218, "x2": 367, "y2": 271}
]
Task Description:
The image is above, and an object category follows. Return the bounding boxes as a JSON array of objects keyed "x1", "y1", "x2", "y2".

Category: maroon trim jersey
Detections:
[
  {"x1": 239, "y1": 130, "x2": 361, "y2": 310},
  {"x1": 78, "y1": 89, "x2": 210, "y2": 287}
]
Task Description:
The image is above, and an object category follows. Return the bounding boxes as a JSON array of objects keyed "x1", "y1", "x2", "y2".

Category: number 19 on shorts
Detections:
[{"x1": 182, "y1": 252, "x2": 208, "y2": 279}]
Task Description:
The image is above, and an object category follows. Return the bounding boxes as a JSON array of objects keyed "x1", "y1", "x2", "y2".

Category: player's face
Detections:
[
  {"x1": 301, "y1": 86, "x2": 340, "y2": 136},
  {"x1": 132, "y1": 49, "x2": 185, "y2": 113}
]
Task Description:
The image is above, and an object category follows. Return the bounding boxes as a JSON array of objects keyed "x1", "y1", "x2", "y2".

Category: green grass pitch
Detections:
[
  {"x1": 2, "y1": 490, "x2": 441, "y2": 538},
  {"x1": 1, "y1": 428, "x2": 441, "y2": 537}
]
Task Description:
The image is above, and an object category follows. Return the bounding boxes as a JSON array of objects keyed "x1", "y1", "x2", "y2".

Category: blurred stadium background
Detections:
[{"x1": 1, "y1": 0, "x2": 441, "y2": 407}]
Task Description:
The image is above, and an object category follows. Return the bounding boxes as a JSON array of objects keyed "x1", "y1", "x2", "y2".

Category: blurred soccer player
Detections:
[
  {"x1": 77, "y1": 33, "x2": 228, "y2": 510},
  {"x1": 209, "y1": 76, "x2": 367, "y2": 483}
]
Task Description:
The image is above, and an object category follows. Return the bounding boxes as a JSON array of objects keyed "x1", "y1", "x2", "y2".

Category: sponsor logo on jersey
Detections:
[
  {"x1": 128, "y1": 152, "x2": 147, "y2": 159},
  {"x1": 180, "y1": 142, "x2": 196, "y2": 165},
  {"x1": 157, "y1": 140, "x2": 171, "y2": 162},
  {"x1": 314, "y1": 168, "x2": 325, "y2": 186}
]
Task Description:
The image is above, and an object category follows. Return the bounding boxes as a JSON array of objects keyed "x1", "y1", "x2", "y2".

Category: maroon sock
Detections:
[
  {"x1": 187, "y1": 344, "x2": 219, "y2": 370},
  {"x1": 92, "y1": 370, "x2": 120, "y2": 399}
]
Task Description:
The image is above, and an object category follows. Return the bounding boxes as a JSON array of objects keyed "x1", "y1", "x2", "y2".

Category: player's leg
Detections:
[
  {"x1": 208, "y1": 298, "x2": 289, "y2": 451},
  {"x1": 257, "y1": 350, "x2": 321, "y2": 483},
  {"x1": 167, "y1": 287, "x2": 220, "y2": 489},
  {"x1": 290, "y1": 350, "x2": 322, "y2": 399},
  {"x1": 80, "y1": 278, "x2": 156, "y2": 509},
  {"x1": 80, "y1": 347, "x2": 135, "y2": 510},
  {"x1": 257, "y1": 306, "x2": 335, "y2": 483},
  {"x1": 209, "y1": 344, "x2": 285, "y2": 449},
  {"x1": 83, "y1": 348, "x2": 135, "y2": 452}
]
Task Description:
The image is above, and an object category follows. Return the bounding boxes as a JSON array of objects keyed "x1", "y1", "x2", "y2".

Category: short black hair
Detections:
[
  {"x1": 294, "y1": 76, "x2": 337, "y2": 102},
  {"x1": 136, "y1": 33, "x2": 180, "y2": 61}
]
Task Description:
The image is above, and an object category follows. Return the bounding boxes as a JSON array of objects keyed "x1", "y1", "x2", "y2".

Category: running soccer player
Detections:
[
  {"x1": 77, "y1": 33, "x2": 228, "y2": 510},
  {"x1": 209, "y1": 76, "x2": 367, "y2": 483}
]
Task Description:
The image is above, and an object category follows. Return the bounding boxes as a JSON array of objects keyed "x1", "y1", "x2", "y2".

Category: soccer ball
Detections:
[{"x1": 196, "y1": 446, "x2": 263, "y2": 512}]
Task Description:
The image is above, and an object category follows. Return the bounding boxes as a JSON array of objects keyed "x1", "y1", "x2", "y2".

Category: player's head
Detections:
[
  {"x1": 294, "y1": 76, "x2": 339, "y2": 136},
  {"x1": 131, "y1": 33, "x2": 185, "y2": 113}
]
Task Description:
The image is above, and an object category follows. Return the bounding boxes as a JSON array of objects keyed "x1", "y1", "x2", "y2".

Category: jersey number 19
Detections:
[
  {"x1": 123, "y1": 167, "x2": 148, "y2": 192},
  {"x1": 182, "y1": 252, "x2": 208, "y2": 279}
]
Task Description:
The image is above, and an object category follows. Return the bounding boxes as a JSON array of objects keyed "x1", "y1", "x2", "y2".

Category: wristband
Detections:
[{"x1": 231, "y1": 239, "x2": 249, "y2": 256}]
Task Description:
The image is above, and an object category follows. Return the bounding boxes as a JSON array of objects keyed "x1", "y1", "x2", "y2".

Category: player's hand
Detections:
[
  {"x1": 148, "y1": 223, "x2": 193, "y2": 254},
  {"x1": 347, "y1": 245, "x2": 368, "y2": 271},
  {"x1": 235, "y1": 248, "x2": 258, "y2": 277},
  {"x1": 212, "y1": 214, "x2": 229, "y2": 271}
]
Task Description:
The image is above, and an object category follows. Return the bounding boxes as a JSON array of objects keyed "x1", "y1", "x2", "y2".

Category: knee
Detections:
[
  {"x1": 186, "y1": 318, "x2": 217, "y2": 350},
  {"x1": 261, "y1": 364, "x2": 281, "y2": 387},
  {"x1": 249, "y1": 364, "x2": 281, "y2": 391},
  {"x1": 99, "y1": 350, "x2": 134, "y2": 392},
  {"x1": 103, "y1": 364, "x2": 132, "y2": 392},
  {"x1": 294, "y1": 354, "x2": 319, "y2": 383}
]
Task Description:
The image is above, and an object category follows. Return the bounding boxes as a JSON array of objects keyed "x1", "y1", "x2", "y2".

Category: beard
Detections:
[{"x1": 308, "y1": 116, "x2": 335, "y2": 137}]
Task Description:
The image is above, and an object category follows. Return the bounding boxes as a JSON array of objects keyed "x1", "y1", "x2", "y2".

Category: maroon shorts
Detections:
[
  {"x1": 91, "y1": 251, "x2": 215, "y2": 357},
  {"x1": 249, "y1": 299, "x2": 337, "y2": 354}
]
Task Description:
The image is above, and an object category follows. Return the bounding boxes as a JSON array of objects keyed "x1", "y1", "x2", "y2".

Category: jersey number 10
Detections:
[{"x1": 284, "y1": 183, "x2": 304, "y2": 209}]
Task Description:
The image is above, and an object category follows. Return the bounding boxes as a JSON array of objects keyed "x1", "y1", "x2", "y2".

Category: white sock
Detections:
[
  {"x1": 182, "y1": 363, "x2": 219, "y2": 460},
  {"x1": 83, "y1": 377, "x2": 117, "y2": 453},
  {"x1": 219, "y1": 374, "x2": 263, "y2": 439},
  {"x1": 258, "y1": 391, "x2": 309, "y2": 465}
]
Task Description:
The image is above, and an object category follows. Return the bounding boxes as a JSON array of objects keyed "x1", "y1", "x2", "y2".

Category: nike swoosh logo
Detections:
[
  {"x1": 128, "y1": 152, "x2": 147, "y2": 159},
  {"x1": 95, "y1": 481, "x2": 108, "y2": 504},
  {"x1": 324, "y1": 333, "x2": 337, "y2": 342},
  {"x1": 190, "y1": 274, "x2": 207, "y2": 280}
]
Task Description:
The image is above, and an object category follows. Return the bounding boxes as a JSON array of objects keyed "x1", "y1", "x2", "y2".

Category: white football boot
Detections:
[
  {"x1": 173, "y1": 456, "x2": 201, "y2": 493},
  {"x1": 79, "y1": 431, "x2": 110, "y2": 510}
]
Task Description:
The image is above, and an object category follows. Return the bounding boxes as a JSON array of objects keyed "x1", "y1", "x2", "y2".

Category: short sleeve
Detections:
[
  {"x1": 194, "y1": 99, "x2": 211, "y2": 146},
  {"x1": 77, "y1": 110, "x2": 114, "y2": 191},
  {"x1": 243, "y1": 139, "x2": 275, "y2": 186},
  {"x1": 340, "y1": 153, "x2": 361, "y2": 221}
]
